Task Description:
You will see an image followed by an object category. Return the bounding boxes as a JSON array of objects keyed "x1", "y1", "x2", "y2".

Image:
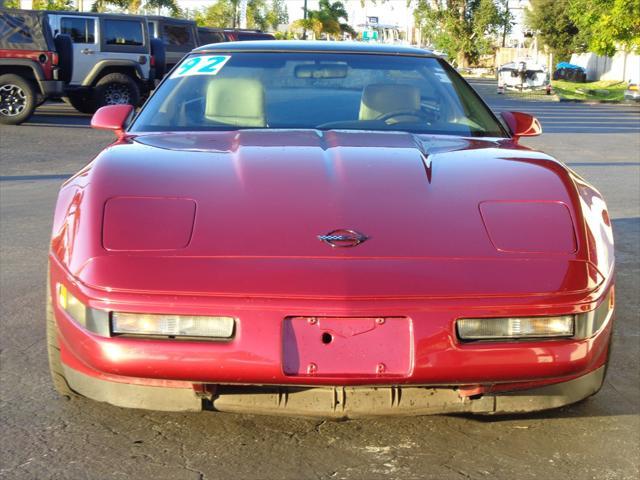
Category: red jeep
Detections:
[{"x1": 0, "y1": 9, "x2": 72, "y2": 125}]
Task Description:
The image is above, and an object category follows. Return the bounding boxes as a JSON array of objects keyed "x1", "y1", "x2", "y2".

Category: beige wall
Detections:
[{"x1": 570, "y1": 51, "x2": 640, "y2": 83}]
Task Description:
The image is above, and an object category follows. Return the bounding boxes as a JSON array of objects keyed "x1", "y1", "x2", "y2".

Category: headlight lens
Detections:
[
  {"x1": 112, "y1": 313, "x2": 235, "y2": 339},
  {"x1": 457, "y1": 289, "x2": 613, "y2": 342},
  {"x1": 457, "y1": 316, "x2": 574, "y2": 340}
]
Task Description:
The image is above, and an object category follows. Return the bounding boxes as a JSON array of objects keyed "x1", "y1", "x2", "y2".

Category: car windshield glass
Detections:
[{"x1": 130, "y1": 52, "x2": 507, "y2": 137}]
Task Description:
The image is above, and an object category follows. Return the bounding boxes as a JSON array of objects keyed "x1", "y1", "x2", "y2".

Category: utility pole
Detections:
[
  {"x1": 302, "y1": 0, "x2": 308, "y2": 40},
  {"x1": 239, "y1": 0, "x2": 248, "y2": 29}
]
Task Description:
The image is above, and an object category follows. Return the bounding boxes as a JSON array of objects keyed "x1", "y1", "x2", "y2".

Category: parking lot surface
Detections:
[{"x1": 1, "y1": 84, "x2": 639, "y2": 479}]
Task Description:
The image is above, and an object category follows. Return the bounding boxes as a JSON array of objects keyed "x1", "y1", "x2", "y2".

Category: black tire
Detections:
[
  {"x1": 63, "y1": 91, "x2": 96, "y2": 114},
  {"x1": 54, "y1": 34, "x2": 73, "y2": 83},
  {"x1": 150, "y1": 38, "x2": 166, "y2": 80},
  {"x1": 93, "y1": 72, "x2": 140, "y2": 109},
  {"x1": 0, "y1": 74, "x2": 37, "y2": 125},
  {"x1": 46, "y1": 274, "x2": 76, "y2": 398}
]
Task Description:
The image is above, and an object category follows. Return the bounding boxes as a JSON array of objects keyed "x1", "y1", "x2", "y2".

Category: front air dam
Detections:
[{"x1": 62, "y1": 364, "x2": 605, "y2": 418}]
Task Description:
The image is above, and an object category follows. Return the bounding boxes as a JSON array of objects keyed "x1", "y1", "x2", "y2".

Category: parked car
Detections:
[
  {"x1": 223, "y1": 29, "x2": 275, "y2": 41},
  {"x1": 146, "y1": 15, "x2": 197, "y2": 71},
  {"x1": 553, "y1": 62, "x2": 587, "y2": 83},
  {"x1": 46, "y1": 11, "x2": 161, "y2": 113},
  {"x1": 197, "y1": 27, "x2": 275, "y2": 47},
  {"x1": 624, "y1": 82, "x2": 639, "y2": 102},
  {"x1": 0, "y1": 8, "x2": 72, "y2": 124},
  {"x1": 47, "y1": 42, "x2": 615, "y2": 418},
  {"x1": 197, "y1": 26, "x2": 226, "y2": 46}
]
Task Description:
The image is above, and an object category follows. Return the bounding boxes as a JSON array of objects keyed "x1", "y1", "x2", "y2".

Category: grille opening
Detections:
[{"x1": 321, "y1": 332, "x2": 333, "y2": 344}]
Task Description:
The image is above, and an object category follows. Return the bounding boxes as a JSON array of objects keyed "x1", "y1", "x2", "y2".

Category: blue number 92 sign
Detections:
[{"x1": 170, "y1": 55, "x2": 232, "y2": 79}]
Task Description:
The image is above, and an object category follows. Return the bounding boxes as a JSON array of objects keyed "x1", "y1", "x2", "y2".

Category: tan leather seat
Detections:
[
  {"x1": 205, "y1": 78, "x2": 266, "y2": 127},
  {"x1": 359, "y1": 84, "x2": 421, "y2": 121}
]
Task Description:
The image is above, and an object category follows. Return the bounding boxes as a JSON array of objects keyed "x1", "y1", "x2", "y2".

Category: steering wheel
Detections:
[{"x1": 376, "y1": 109, "x2": 433, "y2": 124}]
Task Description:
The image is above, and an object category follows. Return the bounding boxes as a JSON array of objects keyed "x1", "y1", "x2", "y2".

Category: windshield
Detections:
[{"x1": 130, "y1": 52, "x2": 507, "y2": 137}]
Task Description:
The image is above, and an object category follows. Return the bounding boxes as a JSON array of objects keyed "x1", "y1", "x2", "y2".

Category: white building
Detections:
[{"x1": 504, "y1": 0, "x2": 532, "y2": 48}]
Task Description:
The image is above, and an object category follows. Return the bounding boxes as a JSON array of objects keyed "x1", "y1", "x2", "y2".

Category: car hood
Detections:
[{"x1": 54, "y1": 130, "x2": 600, "y2": 299}]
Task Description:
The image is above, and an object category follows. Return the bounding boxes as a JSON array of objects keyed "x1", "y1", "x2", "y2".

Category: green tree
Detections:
[
  {"x1": 525, "y1": 0, "x2": 582, "y2": 61},
  {"x1": 265, "y1": 0, "x2": 289, "y2": 31},
  {"x1": 568, "y1": 0, "x2": 640, "y2": 57},
  {"x1": 193, "y1": 0, "x2": 276, "y2": 30},
  {"x1": 92, "y1": 0, "x2": 180, "y2": 15},
  {"x1": 292, "y1": 16, "x2": 323, "y2": 38},
  {"x1": 142, "y1": 0, "x2": 181, "y2": 16},
  {"x1": 32, "y1": 0, "x2": 75, "y2": 9},
  {"x1": 414, "y1": 0, "x2": 504, "y2": 66},
  {"x1": 246, "y1": 0, "x2": 268, "y2": 31},
  {"x1": 92, "y1": 0, "x2": 125, "y2": 11},
  {"x1": 2, "y1": 0, "x2": 22, "y2": 8},
  {"x1": 300, "y1": 0, "x2": 354, "y2": 39},
  {"x1": 193, "y1": 0, "x2": 237, "y2": 28}
]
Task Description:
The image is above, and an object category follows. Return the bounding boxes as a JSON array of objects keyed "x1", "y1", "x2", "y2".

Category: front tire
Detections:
[
  {"x1": 0, "y1": 74, "x2": 37, "y2": 125},
  {"x1": 46, "y1": 276, "x2": 76, "y2": 398},
  {"x1": 93, "y1": 73, "x2": 140, "y2": 109}
]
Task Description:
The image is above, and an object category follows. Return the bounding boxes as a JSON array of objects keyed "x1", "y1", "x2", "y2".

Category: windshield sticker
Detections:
[{"x1": 171, "y1": 55, "x2": 231, "y2": 79}]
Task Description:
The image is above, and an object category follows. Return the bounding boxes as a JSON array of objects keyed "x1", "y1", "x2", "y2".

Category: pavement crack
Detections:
[
  {"x1": 314, "y1": 420, "x2": 327, "y2": 433},
  {"x1": 179, "y1": 442, "x2": 207, "y2": 480}
]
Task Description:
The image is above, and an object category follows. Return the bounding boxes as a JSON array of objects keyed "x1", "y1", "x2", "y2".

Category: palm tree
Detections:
[
  {"x1": 144, "y1": 0, "x2": 180, "y2": 15},
  {"x1": 93, "y1": 0, "x2": 179, "y2": 15},
  {"x1": 307, "y1": 0, "x2": 354, "y2": 40},
  {"x1": 293, "y1": 17, "x2": 323, "y2": 39}
]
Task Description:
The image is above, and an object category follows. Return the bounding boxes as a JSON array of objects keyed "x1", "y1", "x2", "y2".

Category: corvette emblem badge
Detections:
[{"x1": 318, "y1": 229, "x2": 368, "y2": 248}]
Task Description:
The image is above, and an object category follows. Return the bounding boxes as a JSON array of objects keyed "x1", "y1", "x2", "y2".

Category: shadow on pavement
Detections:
[{"x1": 22, "y1": 102, "x2": 92, "y2": 128}]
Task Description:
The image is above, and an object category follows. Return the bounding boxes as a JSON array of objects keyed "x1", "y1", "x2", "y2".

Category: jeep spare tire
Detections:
[
  {"x1": 94, "y1": 73, "x2": 140, "y2": 109},
  {"x1": 0, "y1": 74, "x2": 37, "y2": 125},
  {"x1": 54, "y1": 34, "x2": 73, "y2": 83},
  {"x1": 150, "y1": 38, "x2": 166, "y2": 80}
]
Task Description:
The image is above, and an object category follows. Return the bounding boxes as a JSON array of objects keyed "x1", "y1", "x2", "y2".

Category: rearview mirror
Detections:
[
  {"x1": 294, "y1": 64, "x2": 348, "y2": 79},
  {"x1": 91, "y1": 104, "x2": 135, "y2": 137},
  {"x1": 500, "y1": 111, "x2": 542, "y2": 140}
]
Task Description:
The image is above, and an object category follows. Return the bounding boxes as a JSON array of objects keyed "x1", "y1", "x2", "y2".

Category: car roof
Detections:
[
  {"x1": 42, "y1": 9, "x2": 148, "y2": 21},
  {"x1": 194, "y1": 40, "x2": 434, "y2": 56},
  {"x1": 0, "y1": 8, "x2": 55, "y2": 50},
  {"x1": 146, "y1": 15, "x2": 195, "y2": 24},
  {"x1": 0, "y1": 8, "x2": 48, "y2": 20}
]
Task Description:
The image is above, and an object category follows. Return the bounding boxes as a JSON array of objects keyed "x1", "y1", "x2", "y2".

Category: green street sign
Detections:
[{"x1": 362, "y1": 30, "x2": 378, "y2": 41}]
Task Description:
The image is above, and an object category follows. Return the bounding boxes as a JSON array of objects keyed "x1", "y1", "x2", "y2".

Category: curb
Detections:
[{"x1": 557, "y1": 98, "x2": 624, "y2": 104}]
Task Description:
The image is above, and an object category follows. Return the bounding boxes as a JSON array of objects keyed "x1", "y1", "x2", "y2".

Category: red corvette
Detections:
[{"x1": 47, "y1": 42, "x2": 615, "y2": 417}]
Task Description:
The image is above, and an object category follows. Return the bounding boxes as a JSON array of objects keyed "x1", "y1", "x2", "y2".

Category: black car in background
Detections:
[{"x1": 149, "y1": 17, "x2": 275, "y2": 71}]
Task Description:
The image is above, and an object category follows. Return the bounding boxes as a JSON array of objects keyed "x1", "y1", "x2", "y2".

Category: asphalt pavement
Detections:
[{"x1": 1, "y1": 85, "x2": 639, "y2": 480}]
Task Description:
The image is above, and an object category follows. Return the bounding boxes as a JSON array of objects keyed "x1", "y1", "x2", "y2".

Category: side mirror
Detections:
[
  {"x1": 91, "y1": 104, "x2": 135, "y2": 137},
  {"x1": 501, "y1": 111, "x2": 542, "y2": 140}
]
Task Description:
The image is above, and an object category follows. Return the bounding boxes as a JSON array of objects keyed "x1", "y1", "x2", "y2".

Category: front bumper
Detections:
[
  {"x1": 50, "y1": 258, "x2": 613, "y2": 415},
  {"x1": 62, "y1": 363, "x2": 606, "y2": 417}
]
